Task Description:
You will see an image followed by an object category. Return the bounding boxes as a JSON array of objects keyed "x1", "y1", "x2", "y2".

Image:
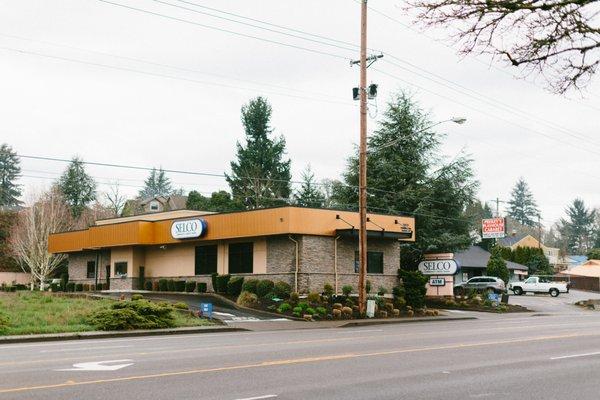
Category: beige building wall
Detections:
[{"x1": 110, "y1": 247, "x2": 135, "y2": 277}]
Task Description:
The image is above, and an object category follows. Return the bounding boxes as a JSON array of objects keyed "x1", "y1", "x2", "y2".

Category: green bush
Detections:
[
  {"x1": 305, "y1": 307, "x2": 316, "y2": 315},
  {"x1": 241, "y1": 278, "x2": 259, "y2": 294},
  {"x1": 185, "y1": 281, "x2": 197, "y2": 293},
  {"x1": 175, "y1": 280, "x2": 186, "y2": 292},
  {"x1": 487, "y1": 246, "x2": 510, "y2": 284},
  {"x1": 307, "y1": 292, "x2": 320, "y2": 304},
  {"x1": 158, "y1": 279, "x2": 168, "y2": 292},
  {"x1": 316, "y1": 306, "x2": 327, "y2": 316},
  {"x1": 211, "y1": 272, "x2": 218, "y2": 292},
  {"x1": 167, "y1": 279, "x2": 175, "y2": 292},
  {"x1": 75, "y1": 283, "x2": 83, "y2": 292},
  {"x1": 215, "y1": 275, "x2": 231, "y2": 293},
  {"x1": 297, "y1": 301, "x2": 309, "y2": 311},
  {"x1": 66, "y1": 282, "x2": 75, "y2": 292},
  {"x1": 277, "y1": 303, "x2": 292, "y2": 313},
  {"x1": 196, "y1": 282, "x2": 207, "y2": 293},
  {"x1": 131, "y1": 294, "x2": 144, "y2": 301},
  {"x1": 60, "y1": 272, "x2": 69, "y2": 291},
  {"x1": 366, "y1": 280, "x2": 372, "y2": 294},
  {"x1": 323, "y1": 283, "x2": 334, "y2": 297},
  {"x1": 236, "y1": 291, "x2": 259, "y2": 308},
  {"x1": 87, "y1": 300, "x2": 176, "y2": 331},
  {"x1": 289, "y1": 292, "x2": 299, "y2": 305},
  {"x1": 392, "y1": 286, "x2": 405, "y2": 298},
  {"x1": 342, "y1": 285, "x2": 353, "y2": 296},
  {"x1": 377, "y1": 286, "x2": 388, "y2": 296},
  {"x1": 49, "y1": 282, "x2": 61, "y2": 292},
  {"x1": 0, "y1": 310, "x2": 10, "y2": 334},
  {"x1": 292, "y1": 306, "x2": 303, "y2": 314},
  {"x1": 399, "y1": 269, "x2": 428, "y2": 309},
  {"x1": 173, "y1": 302, "x2": 188, "y2": 310},
  {"x1": 144, "y1": 281, "x2": 153, "y2": 291},
  {"x1": 256, "y1": 280, "x2": 274, "y2": 298},
  {"x1": 273, "y1": 281, "x2": 291, "y2": 299},
  {"x1": 227, "y1": 276, "x2": 245, "y2": 297}
]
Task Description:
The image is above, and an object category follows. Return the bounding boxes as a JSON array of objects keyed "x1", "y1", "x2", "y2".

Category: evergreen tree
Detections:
[
  {"x1": 526, "y1": 253, "x2": 554, "y2": 276},
  {"x1": 486, "y1": 247, "x2": 510, "y2": 284},
  {"x1": 507, "y1": 178, "x2": 539, "y2": 227},
  {"x1": 139, "y1": 168, "x2": 173, "y2": 198},
  {"x1": 57, "y1": 157, "x2": 96, "y2": 218},
  {"x1": 333, "y1": 92, "x2": 478, "y2": 268},
  {"x1": 226, "y1": 97, "x2": 291, "y2": 209},
  {"x1": 186, "y1": 190, "x2": 241, "y2": 212},
  {"x1": 295, "y1": 165, "x2": 325, "y2": 208},
  {"x1": 558, "y1": 198, "x2": 596, "y2": 254},
  {"x1": 0, "y1": 144, "x2": 22, "y2": 207}
]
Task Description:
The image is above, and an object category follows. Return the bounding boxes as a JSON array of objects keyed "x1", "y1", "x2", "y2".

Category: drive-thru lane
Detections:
[{"x1": 2, "y1": 310, "x2": 600, "y2": 399}]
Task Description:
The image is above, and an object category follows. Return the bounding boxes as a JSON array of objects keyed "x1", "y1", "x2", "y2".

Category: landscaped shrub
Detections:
[
  {"x1": 332, "y1": 309, "x2": 342, "y2": 319},
  {"x1": 87, "y1": 300, "x2": 176, "y2": 331},
  {"x1": 49, "y1": 282, "x2": 61, "y2": 292},
  {"x1": 341, "y1": 306, "x2": 353, "y2": 318},
  {"x1": 185, "y1": 281, "x2": 197, "y2": 293},
  {"x1": 273, "y1": 281, "x2": 291, "y2": 299},
  {"x1": 392, "y1": 285, "x2": 405, "y2": 299},
  {"x1": 236, "y1": 291, "x2": 259, "y2": 308},
  {"x1": 0, "y1": 311, "x2": 10, "y2": 334},
  {"x1": 144, "y1": 281, "x2": 153, "y2": 291},
  {"x1": 158, "y1": 279, "x2": 168, "y2": 291},
  {"x1": 167, "y1": 279, "x2": 175, "y2": 292},
  {"x1": 175, "y1": 280, "x2": 186, "y2": 292},
  {"x1": 292, "y1": 306, "x2": 303, "y2": 314},
  {"x1": 95, "y1": 283, "x2": 104, "y2": 291},
  {"x1": 289, "y1": 292, "x2": 299, "y2": 305},
  {"x1": 131, "y1": 294, "x2": 144, "y2": 301},
  {"x1": 305, "y1": 307, "x2": 316, "y2": 315},
  {"x1": 307, "y1": 292, "x2": 320, "y2": 304},
  {"x1": 399, "y1": 269, "x2": 428, "y2": 309},
  {"x1": 75, "y1": 283, "x2": 83, "y2": 292},
  {"x1": 66, "y1": 282, "x2": 75, "y2": 292},
  {"x1": 196, "y1": 282, "x2": 207, "y2": 293},
  {"x1": 277, "y1": 303, "x2": 292, "y2": 313},
  {"x1": 377, "y1": 286, "x2": 388, "y2": 296},
  {"x1": 297, "y1": 301, "x2": 309, "y2": 311},
  {"x1": 60, "y1": 272, "x2": 69, "y2": 291},
  {"x1": 323, "y1": 283, "x2": 334, "y2": 297},
  {"x1": 342, "y1": 285, "x2": 353, "y2": 296},
  {"x1": 256, "y1": 279, "x2": 274, "y2": 298},
  {"x1": 241, "y1": 279, "x2": 259, "y2": 294},
  {"x1": 225, "y1": 276, "x2": 244, "y2": 297},
  {"x1": 316, "y1": 306, "x2": 327, "y2": 316},
  {"x1": 152, "y1": 281, "x2": 159, "y2": 291},
  {"x1": 211, "y1": 272, "x2": 218, "y2": 292},
  {"x1": 173, "y1": 302, "x2": 188, "y2": 310},
  {"x1": 366, "y1": 280, "x2": 372, "y2": 294},
  {"x1": 215, "y1": 275, "x2": 231, "y2": 293}
]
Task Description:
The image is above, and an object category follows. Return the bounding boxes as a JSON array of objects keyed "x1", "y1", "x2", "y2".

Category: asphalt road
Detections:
[
  {"x1": 508, "y1": 289, "x2": 600, "y2": 314},
  {"x1": 3, "y1": 303, "x2": 600, "y2": 400}
]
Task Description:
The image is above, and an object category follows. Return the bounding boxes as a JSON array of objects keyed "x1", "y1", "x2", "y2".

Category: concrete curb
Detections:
[
  {"x1": 339, "y1": 316, "x2": 477, "y2": 327},
  {"x1": 0, "y1": 326, "x2": 248, "y2": 345}
]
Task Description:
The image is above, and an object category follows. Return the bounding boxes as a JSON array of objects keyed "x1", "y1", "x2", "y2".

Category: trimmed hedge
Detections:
[
  {"x1": 241, "y1": 278, "x2": 259, "y2": 294},
  {"x1": 144, "y1": 281, "x2": 153, "y2": 291},
  {"x1": 158, "y1": 279, "x2": 168, "y2": 292},
  {"x1": 167, "y1": 280, "x2": 175, "y2": 292},
  {"x1": 175, "y1": 280, "x2": 186, "y2": 292},
  {"x1": 87, "y1": 300, "x2": 176, "y2": 331},
  {"x1": 273, "y1": 281, "x2": 291, "y2": 299},
  {"x1": 211, "y1": 272, "x2": 218, "y2": 292},
  {"x1": 196, "y1": 282, "x2": 207, "y2": 293},
  {"x1": 185, "y1": 281, "x2": 197, "y2": 293},
  {"x1": 75, "y1": 283, "x2": 83, "y2": 292},
  {"x1": 215, "y1": 275, "x2": 231, "y2": 293},
  {"x1": 227, "y1": 276, "x2": 245, "y2": 297},
  {"x1": 66, "y1": 282, "x2": 75, "y2": 292}
]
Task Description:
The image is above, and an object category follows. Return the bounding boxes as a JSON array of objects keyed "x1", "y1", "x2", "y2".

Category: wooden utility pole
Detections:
[{"x1": 358, "y1": 0, "x2": 368, "y2": 315}]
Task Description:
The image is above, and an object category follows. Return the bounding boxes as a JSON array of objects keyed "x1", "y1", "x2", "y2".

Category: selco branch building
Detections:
[{"x1": 48, "y1": 207, "x2": 415, "y2": 293}]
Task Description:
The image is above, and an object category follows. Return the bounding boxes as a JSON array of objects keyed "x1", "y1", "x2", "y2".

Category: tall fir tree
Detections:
[
  {"x1": 295, "y1": 165, "x2": 325, "y2": 208},
  {"x1": 333, "y1": 92, "x2": 478, "y2": 268},
  {"x1": 139, "y1": 168, "x2": 173, "y2": 198},
  {"x1": 57, "y1": 157, "x2": 96, "y2": 218},
  {"x1": 486, "y1": 246, "x2": 510, "y2": 284},
  {"x1": 507, "y1": 178, "x2": 539, "y2": 226},
  {"x1": 226, "y1": 97, "x2": 291, "y2": 208},
  {"x1": 0, "y1": 143, "x2": 22, "y2": 207},
  {"x1": 558, "y1": 198, "x2": 596, "y2": 255}
]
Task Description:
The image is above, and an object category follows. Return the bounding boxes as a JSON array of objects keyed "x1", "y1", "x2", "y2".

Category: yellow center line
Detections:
[{"x1": 0, "y1": 331, "x2": 596, "y2": 394}]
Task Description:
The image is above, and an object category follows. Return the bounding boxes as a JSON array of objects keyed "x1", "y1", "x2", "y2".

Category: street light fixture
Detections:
[{"x1": 370, "y1": 117, "x2": 468, "y2": 152}]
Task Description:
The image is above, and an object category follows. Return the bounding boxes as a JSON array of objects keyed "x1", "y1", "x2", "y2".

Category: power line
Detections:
[{"x1": 0, "y1": 45, "x2": 354, "y2": 107}]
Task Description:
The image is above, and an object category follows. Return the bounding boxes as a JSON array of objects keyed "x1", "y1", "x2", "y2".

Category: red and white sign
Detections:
[{"x1": 482, "y1": 218, "x2": 506, "y2": 239}]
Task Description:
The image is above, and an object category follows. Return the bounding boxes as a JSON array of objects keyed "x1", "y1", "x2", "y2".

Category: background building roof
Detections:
[{"x1": 454, "y1": 245, "x2": 529, "y2": 271}]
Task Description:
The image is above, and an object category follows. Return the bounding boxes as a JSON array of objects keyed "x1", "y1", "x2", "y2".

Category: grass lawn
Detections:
[{"x1": 0, "y1": 292, "x2": 214, "y2": 336}]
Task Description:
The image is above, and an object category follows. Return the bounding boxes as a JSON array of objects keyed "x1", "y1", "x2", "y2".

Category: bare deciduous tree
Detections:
[
  {"x1": 104, "y1": 181, "x2": 126, "y2": 217},
  {"x1": 410, "y1": 0, "x2": 600, "y2": 93},
  {"x1": 10, "y1": 189, "x2": 72, "y2": 289}
]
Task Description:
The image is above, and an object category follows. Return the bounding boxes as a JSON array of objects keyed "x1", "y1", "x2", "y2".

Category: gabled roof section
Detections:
[{"x1": 454, "y1": 245, "x2": 528, "y2": 271}]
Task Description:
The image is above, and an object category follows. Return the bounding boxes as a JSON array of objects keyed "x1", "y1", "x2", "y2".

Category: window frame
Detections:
[
  {"x1": 86, "y1": 261, "x2": 96, "y2": 279},
  {"x1": 228, "y1": 242, "x2": 254, "y2": 274},
  {"x1": 195, "y1": 244, "x2": 218, "y2": 275},
  {"x1": 354, "y1": 251, "x2": 385, "y2": 274},
  {"x1": 114, "y1": 262, "x2": 128, "y2": 277}
]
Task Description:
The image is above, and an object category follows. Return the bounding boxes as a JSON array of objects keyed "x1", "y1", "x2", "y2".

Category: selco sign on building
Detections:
[
  {"x1": 418, "y1": 259, "x2": 458, "y2": 275},
  {"x1": 170, "y1": 219, "x2": 207, "y2": 239}
]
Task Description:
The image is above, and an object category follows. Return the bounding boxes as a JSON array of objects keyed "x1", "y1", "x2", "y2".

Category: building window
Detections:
[
  {"x1": 354, "y1": 251, "x2": 384, "y2": 274},
  {"x1": 114, "y1": 262, "x2": 128, "y2": 276},
  {"x1": 86, "y1": 261, "x2": 96, "y2": 279},
  {"x1": 149, "y1": 201, "x2": 159, "y2": 211},
  {"x1": 229, "y1": 242, "x2": 253, "y2": 274},
  {"x1": 195, "y1": 245, "x2": 218, "y2": 275}
]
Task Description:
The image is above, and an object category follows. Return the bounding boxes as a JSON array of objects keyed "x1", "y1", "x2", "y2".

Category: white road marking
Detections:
[
  {"x1": 40, "y1": 345, "x2": 131, "y2": 353},
  {"x1": 57, "y1": 359, "x2": 134, "y2": 371},
  {"x1": 551, "y1": 351, "x2": 600, "y2": 360},
  {"x1": 234, "y1": 395, "x2": 277, "y2": 400}
]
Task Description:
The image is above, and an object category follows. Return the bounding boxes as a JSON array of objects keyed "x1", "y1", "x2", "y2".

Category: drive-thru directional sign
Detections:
[{"x1": 57, "y1": 359, "x2": 134, "y2": 371}]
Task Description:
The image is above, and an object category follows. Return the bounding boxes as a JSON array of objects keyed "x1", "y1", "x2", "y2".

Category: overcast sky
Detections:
[{"x1": 1, "y1": 0, "x2": 599, "y2": 226}]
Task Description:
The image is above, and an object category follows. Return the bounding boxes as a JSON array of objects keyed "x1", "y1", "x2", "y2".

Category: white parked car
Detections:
[{"x1": 508, "y1": 277, "x2": 569, "y2": 297}]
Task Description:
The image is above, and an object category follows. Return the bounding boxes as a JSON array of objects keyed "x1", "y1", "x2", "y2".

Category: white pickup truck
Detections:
[{"x1": 508, "y1": 277, "x2": 569, "y2": 297}]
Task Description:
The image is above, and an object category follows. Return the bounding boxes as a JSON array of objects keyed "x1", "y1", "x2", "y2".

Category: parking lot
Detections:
[{"x1": 508, "y1": 289, "x2": 600, "y2": 314}]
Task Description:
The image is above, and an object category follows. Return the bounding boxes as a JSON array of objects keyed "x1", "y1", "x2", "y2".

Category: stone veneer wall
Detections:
[
  {"x1": 67, "y1": 251, "x2": 111, "y2": 285},
  {"x1": 266, "y1": 234, "x2": 399, "y2": 294}
]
